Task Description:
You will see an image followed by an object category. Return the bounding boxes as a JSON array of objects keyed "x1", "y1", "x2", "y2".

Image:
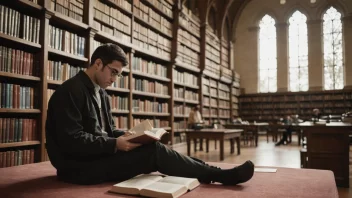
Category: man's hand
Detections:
[{"x1": 116, "y1": 131, "x2": 141, "y2": 151}]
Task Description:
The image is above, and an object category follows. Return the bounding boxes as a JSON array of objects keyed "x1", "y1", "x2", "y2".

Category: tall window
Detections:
[
  {"x1": 259, "y1": 15, "x2": 277, "y2": 93},
  {"x1": 323, "y1": 7, "x2": 343, "y2": 90},
  {"x1": 288, "y1": 11, "x2": 308, "y2": 92}
]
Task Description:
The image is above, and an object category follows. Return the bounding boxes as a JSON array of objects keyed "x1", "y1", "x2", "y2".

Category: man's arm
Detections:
[{"x1": 52, "y1": 88, "x2": 116, "y2": 156}]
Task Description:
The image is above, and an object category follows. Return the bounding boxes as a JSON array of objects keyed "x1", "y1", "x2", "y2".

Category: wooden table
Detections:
[
  {"x1": 185, "y1": 129, "x2": 242, "y2": 161},
  {"x1": 223, "y1": 123, "x2": 269, "y2": 146},
  {"x1": 299, "y1": 122, "x2": 352, "y2": 188}
]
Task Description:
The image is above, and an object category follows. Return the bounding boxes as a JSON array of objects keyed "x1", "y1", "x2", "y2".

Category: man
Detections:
[
  {"x1": 188, "y1": 105, "x2": 203, "y2": 129},
  {"x1": 46, "y1": 43, "x2": 254, "y2": 185},
  {"x1": 275, "y1": 115, "x2": 293, "y2": 146}
]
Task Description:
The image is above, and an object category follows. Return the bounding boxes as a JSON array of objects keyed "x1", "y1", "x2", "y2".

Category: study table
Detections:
[
  {"x1": 223, "y1": 123, "x2": 269, "y2": 146},
  {"x1": 185, "y1": 129, "x2": 242, "y2": 161}
]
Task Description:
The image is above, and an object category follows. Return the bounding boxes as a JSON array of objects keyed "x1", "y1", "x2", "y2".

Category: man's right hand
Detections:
[{"x1": 115, "y1": 136, "x2": 141, "y2": 152}]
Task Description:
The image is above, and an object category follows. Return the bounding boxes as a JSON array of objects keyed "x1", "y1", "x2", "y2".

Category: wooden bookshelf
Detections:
[{"x1": 0, "y1": 0, "x2": 238, "y2": 168}]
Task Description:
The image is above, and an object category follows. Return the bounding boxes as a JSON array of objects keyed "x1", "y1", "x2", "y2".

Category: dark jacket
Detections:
[{"x1": 46, "y1": 71, "x2": 125, "y2": 170}]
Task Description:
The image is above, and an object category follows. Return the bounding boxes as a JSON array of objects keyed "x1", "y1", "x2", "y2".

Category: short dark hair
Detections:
[{"x1": 90, "y1": 43, "x2": 128, "y2": 67}]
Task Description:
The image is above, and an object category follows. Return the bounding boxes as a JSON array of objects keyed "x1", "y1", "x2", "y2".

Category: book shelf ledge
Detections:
[
  {"x1": 95, "y1": 31, "x2": 133, "y2": 50},
  {"x1": 173, "y1": 98, "x2": 184, "y2": 103},
  {"x1": 174, "y1": 61, "x2": 200, "y2": 73},
  {"x1": 218, "y1": 106, "x2": 231, "y2": 109},
  {"x1": 0, "y1": 141, "x2": 41, "y2": 149},
  {"x1": 132, "y1": 112, "x2": 170, "y2": 116},
  {"x1": 203, "y1": 70, "x2": 220, "y2": 80},
  {"x1": 184, "y1": 99, "x2": 199, "y2": 104},
  {"x1": 0, "y1": 109, "x2": 41, "y2": 113},
  {"x1": 132, "y1": 90, "x2": 170, "y2": 99},
  {"x1": 0, "y1": 32, "x2": 41, "y2": 49},
  {"x1": 47, "y1": 79, "x2": 62, "y2": 85},
  {"x1": 173, "y1": 81, "x2": 199, "y2": 89},
  {"x1": 0, "y1": 72, "x2": 41, "y2": 81},
  {"x1": 174, "y1": 114, "x2": 187, "y2": 118},
  {"x1": 220, "y1": 76, "x2": 232, "y2": 84},
  {"x1": 178, "y1": 40, "x2": 201, "y2": 53},
  {"x1": 174, "y1": 129, "x2": 187, "y2": 132},
  {"x1": 134, "y1": 15, "x2": 172, "y2": 39},
  {"x1": 133, "y1": 46, "x2": 171, "y2": 62},
  {"x1": 104, "y1": 0, "x2": 133, "y2": 16},
  {"x1": 105, "y1": 87, "x2": 130, "y2": 93},
  {"x1": 48, "y1": 48, "x2": 88, "y2": 62},
  {"x1": 111, "y1": 110, "x2": 129, "y2": 114},
  {"x1": 219, "y1": 97, "x2": 230, "y2": 101},
  {"x1": 140, "y1": 0, "x2": 173, "y2": 21},
  {"x1": 219, "y1": 116, "x2": 230, "y2": 119},
  {"x1": 203, "y1": 103, "x2": 210, "y2": 107},
  {"x1": 16, "y1": 0, "x2": 43, "y2": 11},
  {"x1": 50, "y1": 11, "x2": 89, "y2": 31},
  {"x1": 179, "y1": 24, "x2": 200, "y2": 39},
  {"x1": 162, "y1": 127, "x2": 172, "y2": 130},
  {"x1": 132, "y1": 71, "x2": 170, "y2": 82}
]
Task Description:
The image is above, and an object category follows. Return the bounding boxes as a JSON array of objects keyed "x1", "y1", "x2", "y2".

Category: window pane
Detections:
[
  {"x1": 259, "y1": 15, "x2": 277, "y2": 93},
  {"x1": 288, "y1": 11, "x2": 308, "y2": 92},
  {"x1": 323, "y1": 7, "x2": 344, "y2": 90}
]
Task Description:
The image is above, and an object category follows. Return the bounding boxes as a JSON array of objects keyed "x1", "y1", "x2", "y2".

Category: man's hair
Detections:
[{"x1": 90, "y1": 43, "x2": 128, "y2": 67}]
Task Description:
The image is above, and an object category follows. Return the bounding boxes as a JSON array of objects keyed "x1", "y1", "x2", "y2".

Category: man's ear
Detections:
[{"x1": 94, "y1": 58, "x2": 103, "y2": 69}]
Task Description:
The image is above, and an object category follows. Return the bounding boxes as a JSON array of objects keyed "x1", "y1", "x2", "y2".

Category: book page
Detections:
[
  {"x1": 110, "y1": 175, "x2": 163, "y2": 195},
  {"x1": 159, "y1": 176, "x2": 200, "y2": 190},
  {"x1": 130, "y1": 120, "x2": 153, "y2": 134},
  {"x1": 147, "y1": 128, "x2": 168, "y2": 137},
  {"x1": 140, "y1": 181, "x2": 188, "y2": 198}
]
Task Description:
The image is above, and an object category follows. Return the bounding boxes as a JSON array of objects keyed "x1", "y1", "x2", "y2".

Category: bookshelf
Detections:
[
  {"x1": 239, "y1": 90, "x2": 352, "y2": 122},
  {"x1": 0, "y1": 0, "x2": 237, "y2": 168}
]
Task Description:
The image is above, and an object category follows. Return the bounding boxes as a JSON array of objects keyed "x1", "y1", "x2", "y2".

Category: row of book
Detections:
[
  {"x1": 221, "y1": 45, "x2": 229, "y2": 69},
  {"x1": 205, "y1": 59, "x2": 221, "y2": 76},
  {"x1": 177, "y1": 42, "x2": 200, "y2": 68},
  {"x1": 133, "y1": 22, "x2": 171, "y2": 58},
  {"x1": 147, "y1": 0, "x2": 173, "y2": 19},
  {"x1": 174, "y1": 89, "x2": 198, "y2": 101},
  {"x1": 178, "y1": 29, "x2": 200, "y2": 52},
  {"x1": 0, "y1": 45, "x2": 37, "y2": 76},
  {"x1": 210, "y1": 98, "x2": 217, "y2": 106},
  {"x1": 47, "y1": 61, "x2": 85, "y2": 81},
  {"x1": 173, "y1": 70, "x2": 198, "y2": 85},
  {"x1": 219, "y1": 100, "x2": 230, "y2": 107},
  {"x1": 108, "y1": 95, "x2": 128, "y2": 111},
  {"x1": 174, "y1": 121, "x2": 187, "y2": 129},
  {"x1": 179, "y1": 12, "x2": 200, "y2": 38},
  {"x1": 0, "y1": 149, "x2": 35, "y2": 168},
  {"x1": 93, "y1": 0, "x2": 131, "y2": 35},
  {"x1": 174, "y1": 105, "x2": 193, "y2": 116},
  {"x1": 0, "y1": 118, "x2": 37, "y2": 143},
  {"x1": 132, "y1": 118, "x2": 169, "y2": 128},
  {"x1": 0, "y1": 83, "x2": 35, "y2": 109},
  {"x1": 51, "y1": 0, "x2": 84, "y2": 22},
  {"x1": 132, "y1": 78, "x2": 168, "y2": 95},
  {"x1": 110, "y1": 76, "x2": 129, "y2": 89},
  {"x1": 48, "y1": 25, "x2": 86, "y2": 57},
  {"x1": 0, "y1": 5, "x2": 40, "y2": 44},
  {"x1": 133, "y1": 0, "x2": 172, "y2": 37},
  {"x1": 132, "y1": 57, "x2": 167, "y2": 78},
  {"x1": 219, "y1": 109, "x2": 230, "y2": 117},
  {"x1": 113, "y1": 116, "x2": 128, "y2": 129},
  {"x1": 219, "y1": 90, "x2": 230, "y2": 99},
  {"x1": 132, "y1": 99, "x2": 168, "y2": 113},
  {"x1": 219, "y1": 83, "x2": 230, "y2": 92}
]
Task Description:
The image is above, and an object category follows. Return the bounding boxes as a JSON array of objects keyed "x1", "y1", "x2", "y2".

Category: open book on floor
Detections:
[
  {"x1": 125, "y1": 119, "x2": 168, "y2": 144},
  {"x1": 109, "y1": 174, "x2": 200, "y2": 198}
]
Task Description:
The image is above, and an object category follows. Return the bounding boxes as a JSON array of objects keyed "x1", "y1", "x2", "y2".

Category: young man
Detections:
[{"x1": 46, "y1": 43, "x2": 254, "y2": 185}]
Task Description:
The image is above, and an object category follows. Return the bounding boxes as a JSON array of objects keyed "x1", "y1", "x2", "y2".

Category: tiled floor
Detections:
[{"x1": 173, "y1": 135, "x2": 352, "y2": 198}]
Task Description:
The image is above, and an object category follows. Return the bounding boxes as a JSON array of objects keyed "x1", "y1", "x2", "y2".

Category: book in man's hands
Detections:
[
  {"x1": 109, "y1": 174, "x2": 200, "y2": 198},
  {"x1": 125, "y1": 119, "x2": 168, "y2": 144}
]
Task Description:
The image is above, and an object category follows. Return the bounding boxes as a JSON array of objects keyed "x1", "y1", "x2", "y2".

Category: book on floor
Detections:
[
  {"x1": 125, "y1": 119, "x2": 168, "y2": 144},
  {"x1": 109, "y1": 174, "x2": 200, "y2": 198}
]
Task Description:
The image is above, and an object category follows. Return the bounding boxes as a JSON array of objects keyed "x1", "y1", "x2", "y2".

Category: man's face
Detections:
[{"x1": 95, "y1": 60, "x2": 124, "y2": 89}]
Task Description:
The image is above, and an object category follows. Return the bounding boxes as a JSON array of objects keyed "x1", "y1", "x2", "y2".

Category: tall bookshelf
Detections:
[
  {"x1": 239, "y1": 90, "x2": 352, "y2": 122},
  {"x1": 0, "y1": 0, "x2": 237, "y2": 168}
]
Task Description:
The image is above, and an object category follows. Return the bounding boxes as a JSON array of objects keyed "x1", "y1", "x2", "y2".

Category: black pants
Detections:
[{"x1": 57, "y1": 142, "x2": 216, "y2": 185}]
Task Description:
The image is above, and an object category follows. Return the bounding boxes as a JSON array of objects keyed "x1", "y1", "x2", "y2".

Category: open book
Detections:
[
  {"x1": 125, "y1": 120, "x2": 168, "y2": 144},
  {"x1": 109, "y1": 174, "x2": 200, "y2": 198}
]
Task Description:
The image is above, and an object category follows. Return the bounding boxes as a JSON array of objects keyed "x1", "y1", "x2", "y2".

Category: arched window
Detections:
[
  {"x1": 323, "y1": 7, "x2": 343, "y2": 90},
  {"x1": 259, "y1": 15, "x2": 277, "y2": 93},
  {"x1": 288, "y1": 11, "x2": 308, "y2": 92}
]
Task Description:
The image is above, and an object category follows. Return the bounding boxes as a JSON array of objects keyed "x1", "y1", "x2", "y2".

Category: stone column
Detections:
[
  {"x1": 307, "y1": 19, "x2": 323, "y2": 91},
  {"x1": 343, "y1": 15, "x2": 352, "y2": 89},
  {"x1": 276, "y1": 22, "x2": 288, "y2": 92}
]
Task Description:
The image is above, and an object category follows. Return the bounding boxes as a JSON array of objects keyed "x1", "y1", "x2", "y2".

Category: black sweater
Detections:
[{"x1": 45, "y1": 71, "x2": 124, "y2": 170}]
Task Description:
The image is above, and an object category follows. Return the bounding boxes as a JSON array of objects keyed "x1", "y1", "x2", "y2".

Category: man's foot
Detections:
[{"x1": 218, "y1": 160, "x2": 255, "y2": 185}]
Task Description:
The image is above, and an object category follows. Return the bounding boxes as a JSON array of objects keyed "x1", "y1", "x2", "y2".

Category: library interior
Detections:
[{"x1": 0, "y1": 0, "x2": 352, "y2": 197}]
